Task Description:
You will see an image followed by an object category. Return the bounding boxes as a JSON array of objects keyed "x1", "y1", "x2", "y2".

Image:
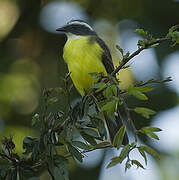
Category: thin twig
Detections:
[
  {"x1": 111, "y1": 37, "x2": 170, "y2": 76},
  {"x1": 135, "y1": 76, "x2": 172, "y2": 87}
]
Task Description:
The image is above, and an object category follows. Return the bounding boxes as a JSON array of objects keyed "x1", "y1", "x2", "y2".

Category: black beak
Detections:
[{"x1": 56, "y1": 26, "x2": 67, "y2": 33}]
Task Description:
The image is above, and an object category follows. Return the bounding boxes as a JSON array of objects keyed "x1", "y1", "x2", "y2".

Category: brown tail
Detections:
[{"x1": 104, "y1": 108, "x2": 129, "y2": 145}]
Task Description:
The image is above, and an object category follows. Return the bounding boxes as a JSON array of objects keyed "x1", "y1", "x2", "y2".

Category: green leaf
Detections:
[
  {"x1": 168, "y1": 25, "x2": 179, "y2": 34},
  {"x1": 140, "y1": 126, "x2": 162, "y2": 140},
  {"x1": 107, "y1": 144, "x2": 131, "y2": 168},
  {"x1": 135, "y1": 29, "x2": 148, "y2": 36},
  {"x1": 81, "y1": 132, "x2": 97, "y2": 146},
  {"x1": 137, "y1": 39, "x2": 148, "y2": 48},
  {"x1": 82, "y1": 128, "x2": 99, "y2": 138},
  {"x1": 101, "y1": 99, "x2": 118, "y2": 115},
  {"x1": 124, "y1": 51, "x2": 130, "y2": 58},
  {"x1": 47, "y1": 97, "x2": 58, "y2": 104},
  {"x1": 113, "y1": 125, "x2": 126, "y2": 149},
  {"x1": 131, "y1": 160, "x2": 145, "y2": 169},
  {"x1": 31, "y1": 142, "x2": 40, "y2": 161},
  {"x1": 104, "y1": 85, "x2": 117, "y2": 99},
  {"x1": 50, "y1": 132, "x2": 59, "y2": 144},
  {"x1": 138, "y1": 147, "x2": 147, "y2": 165},
  {"x1": 134, "y1": 107, "x2": 156, "y2": 119},
  {"x1": 134, "y1": 86, "x2": 153, "y2": 92},
  {"x1": 171, "y1": 31, "x2": 179, "y2": 42},
  {"x1": 72, "y1": 141, "x2": 90, "y2": 150},
  {"x1": 139, "y1": 145, "x2": 160, "y2": 160},
  {"x1": 55, "y1": 87, "x2": 66, "y2": 95},
  {"x1": 118, "y1": 144, "x2": 131, "y2": 162},
  {"x1": 168, "y1": 25, "x2": 179, "y2": 46},
  {"x1": 90, "y1": 116, "x2": 105, "y2": 136},
  {"x1": 104, "y1": 86, "x2": 112, "y2": 99},
  {"x1": 32, "y1": 113, "x2": 40, "y2": 126},
  {"x1": 67, "y1": 144, "x2": 83, "y2": 163},
  {"x1": 1, "y1": 144, "x2": 10, "y2": 156},
  {"x1": 141, "y1": 126, "x2": 162, "y2": 132},
  {"x1": 128, "y1": 86, "x2": 148, "y2": 100},
  {"x1": 142, "y1": 131, "x2": 159, "y2": 140},
  {"x1": 116, "y1": 44, "x2": 124, "y2": 55},
  {"x1": 149, "y1": 39, "x2": 160, "y2": 48},
  {"x1": 107, "y1": 156, "x2": 121, "y2": 168},
  {"x1": 111, "y1": 85, "x2": 117, "y2": 96},
  {"x1": 95, "y1": 141, "x2": 111, "y2": 148},
  {"x1": 81, "y1": 96, "x2": 91, "y2": 117},
  {"x1": 23, "y1": 136, "x2": 37, "y2": 155},
  {"x1": 131, "y1": 142, "x2": 137, "y2": 148},
  {"x1": 125, "y1": 161, "x2": 131, "y2": 172},
  {"x1": 91, "y1": 82, "x2": 106, "y2": 89}
]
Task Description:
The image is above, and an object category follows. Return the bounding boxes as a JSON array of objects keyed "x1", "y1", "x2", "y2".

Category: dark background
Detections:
[{"x1": 0, "y1": 0, "x2": 179, "y2": 179}]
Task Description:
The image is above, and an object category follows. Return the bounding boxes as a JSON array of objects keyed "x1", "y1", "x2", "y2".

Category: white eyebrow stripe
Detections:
[{"x1": 68, "y1": 21, "x2": 94, "y2": 31}]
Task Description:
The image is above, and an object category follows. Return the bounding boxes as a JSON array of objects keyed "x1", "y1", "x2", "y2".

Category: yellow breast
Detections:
[{"x1": 63, "y1": 36, "x2": 107, "y2": 96}]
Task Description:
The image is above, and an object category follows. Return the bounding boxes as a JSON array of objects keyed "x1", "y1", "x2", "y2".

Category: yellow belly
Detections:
[{"x1": 63, "y1": 36, "x2": 107, "y2": 96}]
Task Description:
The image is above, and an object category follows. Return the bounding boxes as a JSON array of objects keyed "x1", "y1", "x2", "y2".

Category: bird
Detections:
[{"x1": 56, "y1": 19, "x2": 128, "y2": 145}]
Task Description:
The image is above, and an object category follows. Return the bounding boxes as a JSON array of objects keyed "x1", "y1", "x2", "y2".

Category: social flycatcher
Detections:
[{"x1": 56, "y1": 20, "x2": 128, "y2": 144}]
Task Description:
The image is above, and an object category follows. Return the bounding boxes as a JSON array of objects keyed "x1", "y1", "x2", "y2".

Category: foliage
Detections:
[{"x1": 0, "y1": 25, "x2": 178, "y2": 180}]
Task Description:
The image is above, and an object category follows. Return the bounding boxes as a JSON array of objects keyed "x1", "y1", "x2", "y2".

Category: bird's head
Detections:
[{"x1": 56, "y1": 20, "x2": 96, "y2": 38}]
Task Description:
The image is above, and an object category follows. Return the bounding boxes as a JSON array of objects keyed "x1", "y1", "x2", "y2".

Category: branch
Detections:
[
  {"x1": 135, "y1": 76, "x2": 172, "y2": 86},
  {"x1": 111, "y1": 37, "x2": 170, "y2": 76}
]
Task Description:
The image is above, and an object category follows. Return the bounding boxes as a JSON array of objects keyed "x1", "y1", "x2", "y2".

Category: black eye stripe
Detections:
[{"x1": 67, "y1": 24, "x2": 89, "y2": 31}]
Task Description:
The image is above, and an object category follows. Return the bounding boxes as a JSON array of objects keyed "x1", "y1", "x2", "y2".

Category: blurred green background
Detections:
[{"x1": 0, "y1": 0, "x2": 179, "y2": 179}]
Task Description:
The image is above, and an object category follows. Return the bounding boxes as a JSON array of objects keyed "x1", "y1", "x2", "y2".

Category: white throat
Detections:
[{"x1": 66, "y1": 33, "x2": 82, "y2": 41}]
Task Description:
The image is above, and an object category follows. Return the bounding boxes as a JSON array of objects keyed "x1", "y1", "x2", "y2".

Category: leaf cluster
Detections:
[{"x1": 0, "y1": 25, "x2": 178, "y2": 179}]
